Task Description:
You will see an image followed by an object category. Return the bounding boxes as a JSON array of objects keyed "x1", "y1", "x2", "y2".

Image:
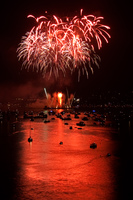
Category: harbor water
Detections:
[{"x1": 0, "y1": 110, "x2": 132, "y2": 199}]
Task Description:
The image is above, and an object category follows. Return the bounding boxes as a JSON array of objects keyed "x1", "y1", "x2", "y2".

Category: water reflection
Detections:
[{"x1": 15, "y1": 112, "x2": 120, "y2": 200}]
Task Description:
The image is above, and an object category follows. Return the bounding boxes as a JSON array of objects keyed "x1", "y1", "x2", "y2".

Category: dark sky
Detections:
[{"x1": 0, "y1": 0, "x2": 132, "y2": 100}]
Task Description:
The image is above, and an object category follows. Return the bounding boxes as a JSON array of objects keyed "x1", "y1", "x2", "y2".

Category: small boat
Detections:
[
  {"x1": 51, "y1": 117, "x2": 55, "y2": 120},
  {"x1": 30, "y1": 116, "x2": 34, "y2": 121},
  {"x1": 28, "y1": 136, "x2": 33, "y2": 142},
  {"x1": 90, "y1": 143, "x2": 97, "y2": 149},
  {"x1": 56, "y1": 113, "x2": 62, "y2": 119},
  {"x1": 48, "y1": 110, "x2": 55, "y2": 115},
  {"x1": 59, "y1": 141, "x2": 63, "y2": 145},
  {"x1": 76, "y1": 121, "x2": 85, "y2": 126},
  {"x1": 82, "y1": 117, "x2": 88, "y2": 121},
  {"x1": 34, "y1": 113, "x2": 47, "y2": 118},
  {"x1": 44, "y1": 120, "x2": 50, "y2": 123},
  {"x1": 62, "y1": 117, "x2": 71, "y2": 120},
  {"x1": 74, "y1": 114, "x2": 79, "y2": 119},
  {"x1": 106, "y1": 153, "x2": 111, "y2": 157}
]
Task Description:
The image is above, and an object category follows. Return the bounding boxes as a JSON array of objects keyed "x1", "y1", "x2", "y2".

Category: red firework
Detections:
[{"x1": 17, "y1": 9, "x2": 111, "y2": 80}]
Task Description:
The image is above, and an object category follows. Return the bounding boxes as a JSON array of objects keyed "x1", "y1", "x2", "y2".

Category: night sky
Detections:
[{"x1": 0, "y1": 0, "x2": 132, "y2": 101}]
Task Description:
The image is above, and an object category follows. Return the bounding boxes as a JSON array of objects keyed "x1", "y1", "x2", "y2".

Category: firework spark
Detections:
[
  {"x1": 58, "y1": 92, "x2": 63, "y2": 107},
  {"x1": 17, "y1": 9, "x2": 110, "y2": 79}
]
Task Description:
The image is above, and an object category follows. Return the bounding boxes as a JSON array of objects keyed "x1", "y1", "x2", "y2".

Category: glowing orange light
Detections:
[
  {"x1": 58, "y1": 92, "x2": 62, "y2": 98},
  {"x1": 58, "y1": 92, "x2": 63, "y2": 107}
]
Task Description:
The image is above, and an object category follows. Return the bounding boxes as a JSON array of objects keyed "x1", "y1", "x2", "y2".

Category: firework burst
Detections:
[{"x1": 17, "y1": 9, "x2": 111, "y2": 79}]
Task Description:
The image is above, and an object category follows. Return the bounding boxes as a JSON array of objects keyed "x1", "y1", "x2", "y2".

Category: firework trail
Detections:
[{"x1": 17, "y1": 9, "x2": 110, "y2": 80}]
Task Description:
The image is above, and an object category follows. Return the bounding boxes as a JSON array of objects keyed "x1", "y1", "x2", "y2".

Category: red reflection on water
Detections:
[{"x1": 19, "y1": 112, "x2": 119, "y2": 200}]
